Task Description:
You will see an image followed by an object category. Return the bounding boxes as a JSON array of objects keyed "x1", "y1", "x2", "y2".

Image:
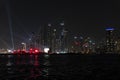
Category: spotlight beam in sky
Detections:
[{"x1": 5, "y1": 0, "x2": 14, "y2": 50}]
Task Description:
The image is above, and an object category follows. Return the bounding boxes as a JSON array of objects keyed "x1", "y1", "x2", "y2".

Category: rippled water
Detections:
[
  {"x1": 0, "y1": 54, "x2": 49, "y2": 80},
  {"x1": 0, "y1": 54, "x2": 120, "y2": 80}
]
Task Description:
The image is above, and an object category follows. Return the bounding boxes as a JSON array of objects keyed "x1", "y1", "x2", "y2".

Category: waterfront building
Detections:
[
  {"x1": 105, "y1": 28, "x2": 116, "y2": 53},
  {"x1": 116, "y1": 37, "x2": 120, "y2": 53},
  {"x1": 56, "y1": 22, "x2": 68, "y2": 53}
]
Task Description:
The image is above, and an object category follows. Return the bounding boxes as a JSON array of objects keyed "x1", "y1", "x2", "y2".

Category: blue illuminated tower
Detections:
[{"x1": 106, "y1": 28, "x2": 115, "y2": 53}]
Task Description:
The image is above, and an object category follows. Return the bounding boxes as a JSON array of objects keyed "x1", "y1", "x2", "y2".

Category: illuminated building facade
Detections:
[
  {"x1": 105, "y1": 28, "x2": 115, "y2": 53},
  {"x1": 116, "y1": 37, "x2": 120, "y2": 53},
  {"x1": 47, "y1": 24, "x2": 52, "y2": 49},
  {"x1": 59, "y1": 22, "x2": 68, "y2": 53},
  {"x1": 51, "y1": 28, "x2": 57, "y2": 53},
  {"x1": 27, "y1": 21, "x2": 69, "y2": 53}
]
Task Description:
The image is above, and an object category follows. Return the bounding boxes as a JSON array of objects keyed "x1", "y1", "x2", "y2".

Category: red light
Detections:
[
  {"x1": 29, "y1": 48, "x2": 40, "y2": 54},
  {"x1": 17, "y1": 49, "x2": 20, "y2": 52},
  {"x1": 30, "y1": 48, "x2": 33, "y2": 51},
  {"x1": 13, "y1": 50, "x2": 17, "y2": 54},
  {"x1": 35, "y1": 49, "x2": 39, "y2": 53},
  {"x1": 13, "y1": 49, "x2": 27, "y2": 54}
]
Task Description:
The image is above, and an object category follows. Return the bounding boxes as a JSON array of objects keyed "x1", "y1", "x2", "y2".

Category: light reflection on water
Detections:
[
  {"x1": 0, "y1": 54, "x2": 118, "y2": 79},
  {"x1": 34, "y1": 55, "x2": 39, "y2": 66},
  {"x1": 0, "y1": 54, "x2": 50, "y2": 79}
]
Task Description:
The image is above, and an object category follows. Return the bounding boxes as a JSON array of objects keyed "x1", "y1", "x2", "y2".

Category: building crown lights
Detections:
[{"x1": 106, "y1": 28, "x2": 114, "y2": 31}]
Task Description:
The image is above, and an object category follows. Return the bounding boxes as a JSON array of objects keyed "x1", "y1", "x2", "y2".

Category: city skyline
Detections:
[{"x1": 0, "y1": 0, "x2": 120, "y2": 48}]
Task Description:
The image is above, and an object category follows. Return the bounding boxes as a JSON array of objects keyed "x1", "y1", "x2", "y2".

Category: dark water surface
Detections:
[{"x1": 0, "y1": 54, "x2": 120, "y2": 80}]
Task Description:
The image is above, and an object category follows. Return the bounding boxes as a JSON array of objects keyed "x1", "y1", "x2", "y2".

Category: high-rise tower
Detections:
[
  {"x1": 59, "y1": 22, "x2": 68, "y2": 53},
  {"x1": 106, "y1": 28, "x2": 115, "y2": 53}
]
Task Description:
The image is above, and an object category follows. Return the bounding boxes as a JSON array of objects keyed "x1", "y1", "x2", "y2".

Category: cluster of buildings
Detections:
[
  {"x1": 23, "y1": 23, "x2": 120, "y2": 54},
  {"x1": 27, "y1": 22, "x2": 69, "y2": 53},
  {"x1": 1, "y1": 21, "x2": 120, "y2": 54},
  {"x1": 69, "y1": 27, "x2": 120, "y2": 54},
  {"x1": 68, "y1": 36, "x2": 96, "y2": 53},
  {"x1": 26, "y1": 22, "x2": 97, "y2": 54}
]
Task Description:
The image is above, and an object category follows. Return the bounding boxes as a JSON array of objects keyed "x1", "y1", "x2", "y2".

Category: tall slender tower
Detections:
[
  {"x1": 47, "y1": 24, "x2": 52, "y2": 49},
  {"x1": 59, "y1": 22, "x2": 68, "y2": 53}
]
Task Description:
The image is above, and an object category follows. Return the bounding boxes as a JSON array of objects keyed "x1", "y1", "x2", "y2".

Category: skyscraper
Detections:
[
  {"x1": 59, "y1": 22, "x2": 68, "y2": 53},
  {"x1": 105, "y1": 28, "x2": 115, "y2": 53},
  {"x1": 116, "y1": 37, "x2": 120, "y2": 53},
  {"x1": 47, "y1": 24, "x2": 52, "y2": 48}
]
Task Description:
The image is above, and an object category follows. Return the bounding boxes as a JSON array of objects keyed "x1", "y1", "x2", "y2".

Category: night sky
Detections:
[{"x1": 0, "y1": 0, "x2": 120, "y2": 49}]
